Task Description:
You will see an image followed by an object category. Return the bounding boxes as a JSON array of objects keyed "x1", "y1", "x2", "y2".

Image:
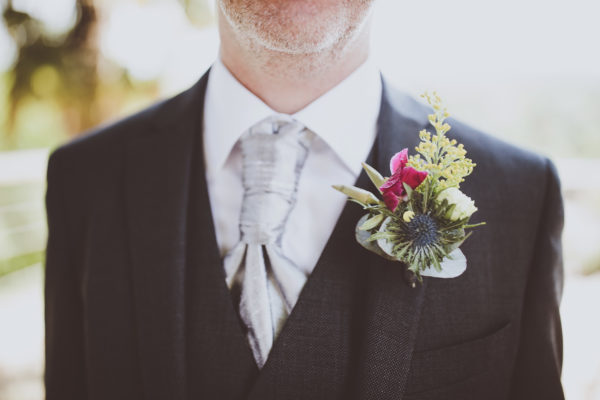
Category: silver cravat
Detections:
[{"x1": 223, "y1": 115, "x2": 314, "y2": 369}]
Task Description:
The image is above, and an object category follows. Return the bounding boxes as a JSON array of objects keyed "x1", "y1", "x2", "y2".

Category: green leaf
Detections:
[
  {"x1": 332, "y1": 184, "x2": 380, "y2": 205},
  {"x1": 348, "y1": 199, "x2": 368, "y2": 208},
  {"x1": 463, "y1": 222, "x2": 486, "y2": 229},
  {"x1": 362, "y1": 162, "x2": 386, "y2": 191},
  {"x1": 444, "y1": 203, "x2": 457, "y2": 220},
  {"x1": 432, "y1": 242, "x2": 447, "y2": 257},
  {"x1": 431, "y1": 254, "x2": 442, "y2": 272},
  {"x1": 367, "y1": 231, "x2": 397, "y2": 242},
  {"x1": 402, "y1": 182, "x2": 413, "y2": 197},
  {"x1": 359, "y1": 213, "x2": 384, "y2": 231},
  {"x1": 394, "y1": 243, "x2": 411, "y2": 260},
  {"x1": 422, "y1": 185, "x2": 429, "y2": 212}
]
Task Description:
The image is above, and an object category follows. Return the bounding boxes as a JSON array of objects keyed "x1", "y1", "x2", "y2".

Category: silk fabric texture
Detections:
[{"x1": 224, "y1": 116, "x2": 314, "y2": 368}]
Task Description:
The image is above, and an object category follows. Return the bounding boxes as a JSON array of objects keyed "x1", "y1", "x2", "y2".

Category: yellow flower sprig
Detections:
[
  {"x1": 408, "y1": 92, "x2": 475, "y2": 193},
  {"x1": 332, "y1": 90, "x2": 485, "y2": 282}
]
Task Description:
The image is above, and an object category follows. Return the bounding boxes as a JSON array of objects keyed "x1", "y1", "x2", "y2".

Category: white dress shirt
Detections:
[{"x1": 203, "y1": 55, "x2": 382, "y2": 276}]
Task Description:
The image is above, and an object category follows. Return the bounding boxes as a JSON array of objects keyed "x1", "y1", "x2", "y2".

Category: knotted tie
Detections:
[{"x1": 223, "y1": 115, "x2": 314, "y2": 369}]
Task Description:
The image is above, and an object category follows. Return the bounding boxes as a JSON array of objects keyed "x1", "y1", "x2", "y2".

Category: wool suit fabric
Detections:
[{"x1": 44, "y1": 68, "x2": 565, "y2": 400}]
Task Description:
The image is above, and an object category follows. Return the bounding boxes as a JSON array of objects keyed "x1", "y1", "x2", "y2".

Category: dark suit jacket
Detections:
[{"x1": 44, "y1": 68, "x2": 565, "y2": 400}]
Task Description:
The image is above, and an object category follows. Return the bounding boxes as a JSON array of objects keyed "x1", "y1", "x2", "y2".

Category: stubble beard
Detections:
[{"x1": 218, "y1": 0, "x2": 373, "y2": 78}]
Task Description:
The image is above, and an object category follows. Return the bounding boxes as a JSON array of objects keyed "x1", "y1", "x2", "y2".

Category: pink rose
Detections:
[{"x1": 379, "y1": 149, "x2": 428, "y2": 211}]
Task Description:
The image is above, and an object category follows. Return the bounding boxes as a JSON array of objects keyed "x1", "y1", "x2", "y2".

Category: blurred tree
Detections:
[
  {"x1": 2, "y1": 0, "x2": 99, "y2": 147},
  {"x1": 0, "y1": 0, "x2": 214, "y2": 277}
]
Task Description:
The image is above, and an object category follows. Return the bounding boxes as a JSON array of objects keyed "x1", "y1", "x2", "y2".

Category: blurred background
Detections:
[{"x1": 0, "y1": 0, "x2": 598, "y2": 398}]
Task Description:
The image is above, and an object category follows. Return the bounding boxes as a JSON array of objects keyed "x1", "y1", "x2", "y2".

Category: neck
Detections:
[{"x1": 217, "y1": 11, "x2": 372, "y2": 115}]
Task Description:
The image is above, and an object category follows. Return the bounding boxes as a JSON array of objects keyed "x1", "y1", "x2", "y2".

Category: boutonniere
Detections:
[{"x1": 333, "y1": 92, "x2": 485, "y2": 287}]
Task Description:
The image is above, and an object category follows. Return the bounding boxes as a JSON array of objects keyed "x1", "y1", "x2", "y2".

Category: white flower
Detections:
[{"x1": 437, "y1": 187, "x2": 477, "y2": 221}]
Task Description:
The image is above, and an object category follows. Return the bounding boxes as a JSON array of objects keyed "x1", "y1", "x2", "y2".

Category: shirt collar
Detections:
[{"x1": 203, "y1": 54, "x2": 382, "y2": 176}]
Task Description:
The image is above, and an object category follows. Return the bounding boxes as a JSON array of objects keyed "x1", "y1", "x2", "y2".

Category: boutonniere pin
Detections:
[{"x1": 333, "y1": 92, "x2": 485, "y2": 287}]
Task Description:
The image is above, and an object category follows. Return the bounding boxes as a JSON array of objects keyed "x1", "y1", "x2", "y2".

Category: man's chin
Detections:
[
  {"x1": 250, "y1": 30, "x2": 343, "y2": 56},
  {"x1": 219, "y1": 0, "x2": 371, "y2": 56}
]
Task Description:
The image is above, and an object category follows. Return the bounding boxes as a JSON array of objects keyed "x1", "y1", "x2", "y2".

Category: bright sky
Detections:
[{"x1": 0, "y1": 0, "x2": 599, "y2": 90}]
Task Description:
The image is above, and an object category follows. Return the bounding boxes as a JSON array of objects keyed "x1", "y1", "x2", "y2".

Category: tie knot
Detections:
[
  {"x1": 238, "y1": 115, "x2": 313, "y2": 244},
  {"x1": 249, "y1": 114, "x2": 301, "y2": 136}
]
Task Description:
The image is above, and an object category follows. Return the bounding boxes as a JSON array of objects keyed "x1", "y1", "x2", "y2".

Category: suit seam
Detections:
[{"x1": 507, "y1": 156, "x2": 553, "y2": 390}]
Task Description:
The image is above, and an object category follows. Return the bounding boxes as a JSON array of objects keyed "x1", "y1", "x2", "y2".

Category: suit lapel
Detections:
[
  {"x1": 352, "y1": 79, "x2": 431, "y2": 400},
  {"x1": 127, "y1": 69, "x2": 259, "y2": 400},
  {"x1": 185, "y1": 72, "x2": 260, "y2": 398},
  {"x1": 125, "y1": 80, "x2": 201, "y2": 399}
]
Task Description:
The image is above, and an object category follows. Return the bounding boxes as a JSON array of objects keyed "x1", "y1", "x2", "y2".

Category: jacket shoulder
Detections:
[
  {"x1": 449, "y1": 116, "x2": 550, "y2": 174},
  {"x1": 385, "y1": 85, "x2": 554, "y2": 182},
  {"x1": 383, "y1": 83, "x2": 560, "y2": 224},
  {"x1": 48, "y1": 87, "x2": 194, "y2": 167}
]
